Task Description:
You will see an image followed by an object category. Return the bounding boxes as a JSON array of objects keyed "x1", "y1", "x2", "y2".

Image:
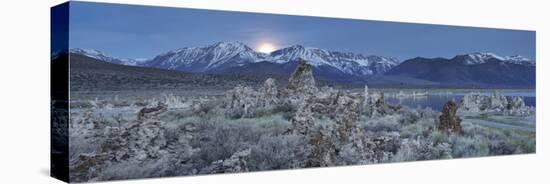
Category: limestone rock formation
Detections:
[
  {"x1": 301, "y1": 89, "x2": 375, "y2": 166},
  {"x1": 367, "y1": 132, "x2": 400, "y2": 161},
  {"x1": 375, "y1": 93, "x2": 387, "y2": 114},
  {"x1": 137, "y1": 102, "x2": 167, "y2": 121},
  {"x1": 438, "y1": 101, "x2": 463, "y2": 134},
  {"x1": 340, "y1": 131, "x2": 400, "y2": 164},
  {"x1": 488, "y1": 91, "x2": 509, "y2": 111},
  {"x1": 367, "y1": 93, "x2": 390, "y2": 117},
  {"x1": 223, "y1": 85, "x2": 260, "y2": 118},
  {"x1": 333, "y1": 92, "x2": 364, "y2": 143},
  {"x1": 306, "y1": 126, "x2": 337, "y2": 167},
  {"x1": 460, "y1": 92, "x2": 487, "y2": 112},
  {"x1": 507, "y1": 96, "x2": 524, "y2": 108},
  {"x1": 362, "y1": 88, "x2": 393, "y2": 118},
  {"x1": 70, "y1": 105, "x2": 200, "y2": 182},
  {"x1": 309, "y1": 86, "x2": 338, "y2": 115},
  {"x1": 286, "y1": 58, "x2": 317, "y2": 96},
  {"x1": 222, "y1": 78, "x2": 281, "y2": 118},
  {"x1": 258, "y1": 78, "x2": 279, "y2": 108},
  {"x1": 459, "y1": 91, "x2": 532, "y2": 115},
  {"x1": 203, "y1": 148, "x2": 252, "y2": 174},
  {"x1": 291, "y1": 100, "x2": 315, "y2": 135}
]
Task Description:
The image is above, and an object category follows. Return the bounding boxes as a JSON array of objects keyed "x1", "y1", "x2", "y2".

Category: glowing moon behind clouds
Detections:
[{"x1": 257, "y1": 42, "x2": 277, "y2": 53}]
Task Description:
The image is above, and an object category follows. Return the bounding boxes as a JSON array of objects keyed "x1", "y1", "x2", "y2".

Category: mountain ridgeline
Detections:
[
  {"x1": 63, "y1": 53, "x2": 282, "y2": 91},
  {"x1": 65, "y1": 42, "x2": 536, "y2": 88},
  {"x1": 374, "y1": 53, "x2": 536, "y2": 88},
  {"x1": 144, "y1": 42, "x2": 399, "y2": 81}
]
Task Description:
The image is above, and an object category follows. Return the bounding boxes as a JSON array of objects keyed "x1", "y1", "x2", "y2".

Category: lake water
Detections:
[{"x1": 385, "y1": 91, "x2": 536, "y2": 111}]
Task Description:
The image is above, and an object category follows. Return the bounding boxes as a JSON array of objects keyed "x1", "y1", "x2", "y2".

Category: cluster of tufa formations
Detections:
[
  {"x1": 222, "y1": 59, "x2": 406, "y2": 166},
  {"x1": 221, "y1": 58, "x2": 535, "y2": 166},
  {"x1": 70, "y1": 102, "x2": 200, "y2": 181},
  {"x1": 460, "y1": 91, "x2": 533, "y2": 115}
]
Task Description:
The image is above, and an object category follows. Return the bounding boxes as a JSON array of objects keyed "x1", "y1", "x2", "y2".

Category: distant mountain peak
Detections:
[
  {"x1": 213, "y1": 41, "x2": 247, "y2": 47},
  {"x1": 165, "y1": 41, "x2": 250, "y2": 55},
  {"x1": 283, "y1": 44, "x2": 330, "y2": 52},
  {"x1": 70, "y1": 48, "x2": 115, "y2": 62},
  {"x1": 69, "y1": 48, "x2": 148, "y2": 66},
  {"x1": 462, "y1": 52, "x2": 504, "y2": 64},
  {"x1": 504, "y1": 54, "x2": 532, "y2": 62},
  {"x1": 70, "y1": 48, "x2": 107, "y2": 57},
  {"x1": 454, "y1": 52, "x2": 534, "y2": 66},
  {"x1": 285, "y1": 44, "x2": 306, "y2": 50},
  {"x1": 210, "y1": 41, "x2": 255, "y2": 53},
  {"x1": 147, "y1": 41, "x2": 266, "y2": 71}
]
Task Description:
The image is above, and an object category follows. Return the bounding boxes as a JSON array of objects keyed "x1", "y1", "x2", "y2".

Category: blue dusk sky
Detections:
[{"x1": 67, "y1": 1, "x2": 536, "y2": 61}]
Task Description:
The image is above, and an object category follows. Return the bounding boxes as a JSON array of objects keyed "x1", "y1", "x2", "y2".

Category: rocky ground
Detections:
[{"x1": 65, "y1": 59, "x2": 536, "y2": 182}]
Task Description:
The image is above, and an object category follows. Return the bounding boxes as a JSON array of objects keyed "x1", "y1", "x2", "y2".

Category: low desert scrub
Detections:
[{"x1": 67, "y1": 92, "x2": 535, "y2": 181}]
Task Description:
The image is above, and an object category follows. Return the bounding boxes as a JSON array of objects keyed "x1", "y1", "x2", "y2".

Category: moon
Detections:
[{"x1": 257, "y1": 42, "x2": 277, "y2": 53}]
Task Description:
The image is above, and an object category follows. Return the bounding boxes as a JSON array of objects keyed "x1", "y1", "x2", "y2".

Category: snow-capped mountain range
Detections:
[
  {"x1": 68, "y1": 42, "x2": 535, "y2": 79},
  {"x1": 453, "y1": 52, "x2": 535, "y2": 66},
  {"x1": 378, "y1": 53, "x2": 536, "y2": 88},
  {"x1": 69, "y1": 48, "x2": 148, "y2": 66},
  {"x1": 146, "y1": 41, "x2": 268, "y2": 72},
  {"x1": 69, "y1": 41, "x2": 400, "y2": 77},
  {"x1": 268, "y1": 45, "x2": 399, "y2": 76}
]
